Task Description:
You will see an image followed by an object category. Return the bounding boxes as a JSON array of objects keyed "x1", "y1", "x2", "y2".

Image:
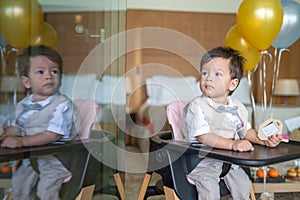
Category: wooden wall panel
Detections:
[
  {"x1": 126, "y1": 10, "x2": 236, "y2": 111},
  {"x1": 126, "y1": 9, "x2": 300, "y2": 111},
  {"x1": 46, "y1": 12, "x2": 104, "y2": 74},
  {"x1": 126, "y1": 10, "x2": 236, "y2": 50},
  {"x1": 253, "y1": 42, "x2": 300, "y2": 106}
]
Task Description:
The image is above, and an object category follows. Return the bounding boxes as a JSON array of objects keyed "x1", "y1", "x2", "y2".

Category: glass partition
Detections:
[{"x1": 0, "y1": 0, "x2": 126, "y2": 198}]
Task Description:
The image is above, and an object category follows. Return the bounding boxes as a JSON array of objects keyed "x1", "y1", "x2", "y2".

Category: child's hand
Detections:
[
  {"x1": 232, "y1": 140, "x2": 254, "y2": 152},
  {"x1": 4, "y1": 127, "x2": 17, "y2": 137},
  {"x1": 0, "y1": 133, "x2": 6, "y2": 141},
  {"x1": 1, "y1": 136, "x2": 24, "y2": 148},
  {"x1": 264, "y1": 134, "x2": 283, "y2": 147}
]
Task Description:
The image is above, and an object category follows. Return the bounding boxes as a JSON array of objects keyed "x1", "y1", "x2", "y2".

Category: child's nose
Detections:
[
  {"x1": 206, "y1": 74, "x2": 212, "y2": 81},
  {"x1": 45, "y1": 71, "x2": 53, "y2": 79}
]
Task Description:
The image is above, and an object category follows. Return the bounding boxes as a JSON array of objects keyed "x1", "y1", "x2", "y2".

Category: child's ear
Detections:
[
  {"x1": 22, "y1": 76, "x2": 31, "y2": 89},
  {"x1": 229, "y1": 78, "x2": 239, "y2": 92}
]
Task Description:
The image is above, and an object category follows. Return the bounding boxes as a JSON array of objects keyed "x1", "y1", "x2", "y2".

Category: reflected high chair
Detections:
[
  {"x1": 138, "y1": 100, "x2": 256, "y2": 200},
  {"x1": 59, "y1": 99, "x2": 124, "y2": 200},
  {"x1": 58, "y1": 99, "x2": 100, "y2": 200},
  {"x1": 0, "y1": 99, "x2": 114, "y2": 200}
]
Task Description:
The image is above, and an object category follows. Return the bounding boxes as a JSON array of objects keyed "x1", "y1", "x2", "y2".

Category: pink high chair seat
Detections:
[
  {"x1": 167, "y1": 100, "x2": 195, "y2": 185},
  {"x1": 73, "y1": 99, "x2": 99, "y2": 140}
]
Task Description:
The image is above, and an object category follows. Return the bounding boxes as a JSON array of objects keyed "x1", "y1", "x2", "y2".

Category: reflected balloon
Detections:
[
  {"x1": 0, "y1": 0, "x2": 44, "y2": 49},
  {"x1": 0, "y1": 32, "x2": 8, "y2": 46},
  {"x1": 225, "y1": 25, "x2": 261, "y2": 72},
  {"x1": 237, "y1": 0, "x2": 283, "y2": 51},
  {"x1": 272, "y1": 0, "x2": 300, "y2": 49},
  {"x1": 31, "y1": 22, "x2": 58, "y2": 49}
]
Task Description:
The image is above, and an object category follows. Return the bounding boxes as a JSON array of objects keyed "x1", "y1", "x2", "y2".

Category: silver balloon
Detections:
[{"x1": 272, "y1": 0, "x2": 300, "y2": 49}]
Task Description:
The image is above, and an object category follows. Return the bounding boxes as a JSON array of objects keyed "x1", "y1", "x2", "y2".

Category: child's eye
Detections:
[
  {"x1": 51, "y1": 69, "x2": 59, "y2": 74},
  {"x1": 201, "y1": 71, "x2": 208, "y2": 77},
  {"x1": 216, "y1": 72, "x2": 222, "y2": 77},
  {"x1": 36, "y1": 70, "x2": 44, "y2": 75}
]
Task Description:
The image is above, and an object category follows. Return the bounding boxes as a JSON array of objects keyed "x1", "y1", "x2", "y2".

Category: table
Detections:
[
  {"x1": 153, "y1": 135, "x2": 300, "y2": 167},
  {"x1": 0, "y1": 132, "x2": 125, "y2": 200},
  {"x1": 0, "y1": 138, "x2": 104, "y2": 199},
  {"x1": 148, "y1": 132, "x2": 300, "y2": 199},
  {"x1": 0, "y1": 139, "x2": 99, "y2": 163}
]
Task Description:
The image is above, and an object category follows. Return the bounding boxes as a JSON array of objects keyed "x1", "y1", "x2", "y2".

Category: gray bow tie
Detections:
[
  {"x1": 22, "y1": 103, "x2": 43, "y2": 113},
  {"x1": 216, "y1": 105, "x2": 238, "y2": 115}
]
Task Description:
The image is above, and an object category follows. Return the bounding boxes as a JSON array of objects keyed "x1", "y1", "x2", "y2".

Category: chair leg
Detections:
[
  {"x1": 163, "y1": 186, "x2": 180, "y2": 200},
  {"x1": 6, "y1": 190, "x2": 13, "y2": 200},
  {"x1": 250, "y1": 183, "x2": 256, "y2": 200},
  {"x1": 75, "y1": 185, "x2": 95, "y2": 200},
  {"x1": 114, "y1": 173, "x2": 125, "y2": 200},
  {"x1": 138, "y1": 173, "x2": 152, "y2": 200}
]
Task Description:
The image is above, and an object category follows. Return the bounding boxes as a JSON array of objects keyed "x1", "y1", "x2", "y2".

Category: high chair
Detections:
[
  {"x1": 0, "y1": 99, "x2": 121, "y2": 200},
  {"x1": 59, "y1": 99, "x2": 124, "y2": 200},
  {"x1": 138, "y1": 100, "x2": 256, "y2": 200},
  {"x1": 58, "y1": 99, "x2": 100, "y2": 200},
  {"x1": 29, "y1": 99, "x2": 101, "y2": 200}
]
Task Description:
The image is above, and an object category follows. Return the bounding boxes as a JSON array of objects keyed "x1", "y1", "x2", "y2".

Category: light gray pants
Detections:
[
  {"x1": 187, "y1": 160, "x2": 250, "y2": 200},
  {"x1": 12, "y1": 156, "x2": 71, "y2": 200}
]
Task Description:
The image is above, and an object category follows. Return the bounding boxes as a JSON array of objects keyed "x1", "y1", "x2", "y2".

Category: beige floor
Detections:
[{"x1": 92, "y1": 145, "x2": 164, "y2": 200}]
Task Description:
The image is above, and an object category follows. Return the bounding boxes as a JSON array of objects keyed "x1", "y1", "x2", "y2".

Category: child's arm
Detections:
[
  {"x1": 1, "y1": 131, "x2": 61, "y2": 148},
  {"x1": 197, "y1": 133, "x2": 254, "y2": 152},
  {"x1": 245, "y1": 128, "x2": 282, "y2": 147},
  {"x1": 0, "y1": 126, "x2": 17, "y2": 141},
  {"x1": 4, "y1": 126, "x2": 18, "y2": 136}
]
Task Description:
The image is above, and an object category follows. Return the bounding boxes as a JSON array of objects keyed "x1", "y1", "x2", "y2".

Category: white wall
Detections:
[
  {"x1": 127, "y1": 0, "x2": 243, "y2": 13},
  {"x1": 39, "y1": 0, "x2": 125, "y2": 12},
  {"x1": 39, "y1": 0, "x2": 242, "y2": 13}
]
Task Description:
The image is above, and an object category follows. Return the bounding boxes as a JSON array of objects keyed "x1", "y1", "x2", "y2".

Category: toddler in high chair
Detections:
[
  {"x1": 183, "y1": 46, "x2": 282, "y2": 199},
  {"x1": 0, "y1": 45, "x2": 79, "y2": 200}
]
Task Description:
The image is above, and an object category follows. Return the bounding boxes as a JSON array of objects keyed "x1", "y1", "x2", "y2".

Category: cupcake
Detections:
[
  {"x1": 297, "y1": 168, "x2": 300, "y2": 177},
  {"x1": 287, "y1": 168, "x2": 297, "y2": 177}
]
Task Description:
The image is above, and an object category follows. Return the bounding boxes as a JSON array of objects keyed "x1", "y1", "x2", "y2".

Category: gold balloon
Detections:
[
  {"x1": 225, "y1": 25, "x2": 261, "y2": 72},
  {"x1": 0, "y1": 0, "x2": 44, "y2": 49},
  {"x1": 237, "y1": 0, "x2": 283, "y2": 51},
  {"x1": 31, "y1": 22, "x2": 58, "y2": 49}
]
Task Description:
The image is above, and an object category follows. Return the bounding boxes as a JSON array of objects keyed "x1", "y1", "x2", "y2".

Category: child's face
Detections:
[
  {"x1": 200, "y1": 57, "x2": 238, "y2": 104},
  {"x1": 22, "y1": 55, "x2": 61, "y2": 102}
]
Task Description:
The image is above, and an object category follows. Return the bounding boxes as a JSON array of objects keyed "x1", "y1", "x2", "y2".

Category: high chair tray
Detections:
[{"x1": 154, "y1": 134, "x2": 300, "y2": 167}]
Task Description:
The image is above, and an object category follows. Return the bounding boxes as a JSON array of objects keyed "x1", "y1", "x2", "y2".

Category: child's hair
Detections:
[
  {"x1": 200, "y1": 46, "x2": 245, "y2": 95},
  {"x1": 200, "y1": 46, "x2": 245, "y2": 80},
  {"x1": 17, "y1": 45, "x2": 63, "y2": 78}
]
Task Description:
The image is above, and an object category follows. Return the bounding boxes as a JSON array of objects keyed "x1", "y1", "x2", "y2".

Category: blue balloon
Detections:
[
  {"x1": 0, "y1": 32, "x2": 8, "y2": 46},
  {"x1": 272, "y1": 0, "x2": 300, "y2": 49}
]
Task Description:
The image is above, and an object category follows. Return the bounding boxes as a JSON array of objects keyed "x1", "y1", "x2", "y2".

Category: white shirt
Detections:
[
  {"x1": 184, "y1": 95, "x2": 251, "y2": 169},
  {"x1": 184, "y1": 95, "x2": 251, "y2": 142},
  {"x1": 13, "y1": 93, "x2": 74, "y2": 166},
  {"x1": 15, "y1": 93, "x2": 73, "y2": 139}
]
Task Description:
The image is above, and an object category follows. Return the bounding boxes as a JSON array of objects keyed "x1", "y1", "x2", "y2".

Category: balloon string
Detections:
[
  {"x1": 0, "y1": 45, "x2": 6, "y2": 75},
  {"x1": 248, "y1": 72, "x2": 256, "y2": 129},
  {"x1": 260, "y1": 50, "x2": 272, "y2": 121},
  {"x1": 269, "y1": 48, "x2": 278, "y2": 118},
  {"x1": 13, "y1": 51, "x2": 21, "y2": 106},
  {"x1": 277, "y1": 49, "x2": 289, "y2": 71},
  {"x1": 261, "y1": 51, "x2": 267, "y2": 121},
  {"x1": 0, "y1": 45, "x2": 8, "y2": 104},
  {"x1": 263, "y1": 166, "x2": 267, "y2": 193},
  {"x1": 258, "y1": 53, "x2": 263, "y2": 123},
  {"x1": 263, "y1": 53, "x2": 267, "y2": 121},
  {"x1": 7, "y1": 47, "x2": 18, "y2": 56},
  {"x1": 270, "y1": 48, "x2": 289, "y2": 117}
]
